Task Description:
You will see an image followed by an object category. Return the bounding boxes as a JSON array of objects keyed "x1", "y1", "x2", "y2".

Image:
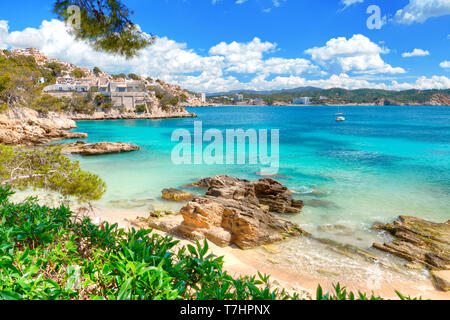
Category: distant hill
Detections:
[
  {"x1": 209, "y1": 87, "x2": 450, "y2": 106},
  {"x1": 207, "y1": 86, "x2": 322, "y2": 97}
]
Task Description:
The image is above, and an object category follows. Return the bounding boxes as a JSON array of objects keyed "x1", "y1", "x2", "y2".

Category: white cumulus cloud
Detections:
[
  {"x1": 394, "y1": 0, "x2": 450, "y2": 24},
  {"x1": 209, "y1": 37, "x2": 316, "y2": 75},
  {"x1": 341, "y1": 0, "x2": 364, "y2": 8},
  {"x1": 305, "y1": 34, "x2": 405, "y2": 74},
  {"x1": 440, "y1": 61, "x2": 450, "y2": 68},
  {"x1": 0, "y1": 19, "x2": 448, "y2": 93},
  {"x1": 402, "y1": 48, "x2": 430, "y2": 57}
]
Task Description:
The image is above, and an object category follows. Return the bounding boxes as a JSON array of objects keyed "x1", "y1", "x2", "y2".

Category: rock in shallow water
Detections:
[
  {"x1": 192, "y1": 175, "x2": 304, "y2": 214},
  {"x1": 179, "y1": 176, "x2": 308, "y2": 248},
  {"x1": 305, "y1": 199, "x2": 339, "y2": 209},
  {"x1": 178, "y1": 195, "x2": 307, "y2": 249},
  {"x1": 318, "y1": 224, "x2": 356, "y2": 236},
  {"x1": 135, "y1": 175, "x2": 309, "y2": 249},
  {"x1": 161, "y1": 188, "x2": 194, "y2": 202},
  {"x1": 61, "y1": 141, "x2": 140, "y2": 155},
  {"x1": 373, "y1": 216, "x2": 450, "y2": 275}
]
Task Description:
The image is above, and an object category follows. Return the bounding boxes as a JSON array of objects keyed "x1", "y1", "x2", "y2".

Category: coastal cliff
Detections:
[
  {"x1": 0, "y1": 106, "x2": 87, "y2": 145},
  {"x1": 0, "y1": 105, "x2": 196, "y2": 145}
]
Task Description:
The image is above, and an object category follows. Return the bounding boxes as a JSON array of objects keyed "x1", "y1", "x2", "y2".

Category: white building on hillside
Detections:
[
  {"x1": 234, "y1": 94, "x2": 244, "y2": 102},
  {"x1": 43, "y1": 80, "x2": 149, "y2": 110}
]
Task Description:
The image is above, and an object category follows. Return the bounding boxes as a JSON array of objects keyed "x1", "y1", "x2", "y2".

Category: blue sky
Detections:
[{"x1": 0, "y1": 0, "x2": 449, "y2": 92}]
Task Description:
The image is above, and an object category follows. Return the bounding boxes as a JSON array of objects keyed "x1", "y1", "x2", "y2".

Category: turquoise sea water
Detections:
[{"x1": 66, "y1": 106, "x2": 450, "y2": 248}]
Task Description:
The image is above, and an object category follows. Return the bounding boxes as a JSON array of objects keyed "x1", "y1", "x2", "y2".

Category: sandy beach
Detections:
[{"x1": 84, "y1": 206, "x2": 450, "y2": 300}]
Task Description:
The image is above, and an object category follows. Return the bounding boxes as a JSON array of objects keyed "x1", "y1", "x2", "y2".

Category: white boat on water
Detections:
[
  {"x1": 336, "y1": 113, "x2": 346, "y2": 122},
  {"x1": 336, "y1": 106, "x2": 346, "y2": 122}
]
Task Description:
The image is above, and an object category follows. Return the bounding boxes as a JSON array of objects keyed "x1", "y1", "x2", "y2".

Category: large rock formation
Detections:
[
  {"x1": 178, "y1": 194, "x2": 307, "y2": 249},
  {"x1": 0, "y1": 106, "x2": 87, "y2": 145},
  {"x1": 253, "y1": 178, "x2": 305, "y2": 214},
  {"x1": 61, "y1": 141, "x2": 140, "y2": 155},
  {"x1": 189, "y1": 175, "x2": 304, "y2": 214},
  {"x1": 137, "y1": 176, "x2": 308, "y2": 249},
  {"x1": 373, "y1": 216, "x2": 450, "y2": 270},
  {"x1": 373, "y1": 216, "x2": 450, "y2": 290}
]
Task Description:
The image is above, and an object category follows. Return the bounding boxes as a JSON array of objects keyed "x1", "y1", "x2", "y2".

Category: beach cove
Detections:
[{"x1": 29, "y1": 105, "x2": 450, "y2": 299}]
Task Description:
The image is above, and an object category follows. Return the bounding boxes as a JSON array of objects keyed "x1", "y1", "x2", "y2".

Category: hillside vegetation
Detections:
[
  {"x1": 0, "y1": 50, "x2": 198, "y2": 115},
  {"x1": 0, "y1": 52, "x2": 45, "y2": 111}
]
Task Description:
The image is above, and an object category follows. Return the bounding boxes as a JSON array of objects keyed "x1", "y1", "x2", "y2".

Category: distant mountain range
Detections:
[
  {"x1": 206, "y1": 87, "x2": 322, "y2": 97},
  {"x1": 208, "y1": 87, "x2": 450, "y2": 106}
]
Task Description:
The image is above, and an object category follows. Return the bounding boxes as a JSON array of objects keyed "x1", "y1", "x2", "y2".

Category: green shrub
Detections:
[
  {"x1": 102, "y1": 103, "x2": 113, "y2": 111},
  {"x1": 135, "y1": 104, "x2": 147, "y2": 113},
  {"x1": 0, "y1": 186, "x2": 298, "y2": 300},
  {"x1": 0, "y1": 145, "x2": 106, "y2": 202},
  {"x1": 127, "y1": 73, "x2": 140, "y2": 81},
  {"x1": 93, "y1": 67, "x2": 102, "y2": 76},
  {"x1": 32, "y1": 94, "x2": 63, "y2": 113},
  {"x1": 70, "y1": 68, "x2": 86, "y2": 79}
]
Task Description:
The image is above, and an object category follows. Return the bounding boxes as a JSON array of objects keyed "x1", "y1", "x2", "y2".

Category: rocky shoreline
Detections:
[
  {"x1": 67, "y1": 110, "x2": 197, "y2": 121},
  {"x1": 0, "y1": 106, "x2": 197, "y2": 146},
  {"x1": 373, "y1": 216, "x2": 450, "y2": 291},
  {"x1": 127, "y1": 175, "x2": 450, "y2": 293},
  {"x1": 0, "y1": 106, "x2": 87, "y2": 145}
]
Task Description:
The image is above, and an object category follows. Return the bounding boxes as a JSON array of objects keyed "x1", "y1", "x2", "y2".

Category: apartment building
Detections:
[{"x1": 43, "y1": 79, "x2": 150, "y2": 110}]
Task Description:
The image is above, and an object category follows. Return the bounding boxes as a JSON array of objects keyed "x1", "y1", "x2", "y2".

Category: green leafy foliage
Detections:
[
  {"x1": 111, "y1": 73, "x2": 127, "y2": 80},
  {"x1": 148, "y1": 86, "x2": 180, "y2": 110},
  {"x1": 31, "y1": 94, "x2": 64, "y2": 113},
  {"x1": 43, "y1": 62, "x2": 67, "y2": 82},
  {"x1": 53, "y1": 0, "x2": 154, "y2": 58},
  {"x1": 0, "y1": 145, "x2": 106, "y2": 202},
  {"x1": 0, "y1": 187, "x2": 296, "y2": 300},
  {"x1": 60, "y1": 93, "x2": 98, "y2": 114},
  {"x1": 127, "y1": 73, "x2": 140, "y2": 81},
  {"x1": 135, "y1": 104, "x2": 146, "y2": 113},
  {"x1": 92, "y1": 67, "x2": 102, "y2": 76},
  {"x1": 70, "y1": 67, "x2": 86, "y2": 79},
  {"x1": 0, "y1": 55, "x2": 43, "y2": 110}
]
